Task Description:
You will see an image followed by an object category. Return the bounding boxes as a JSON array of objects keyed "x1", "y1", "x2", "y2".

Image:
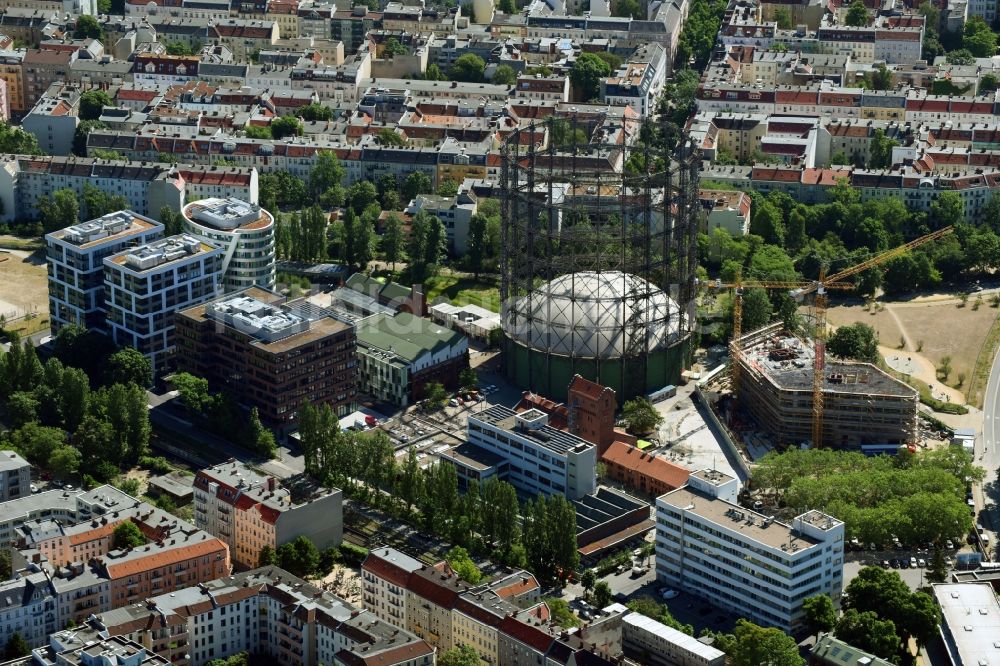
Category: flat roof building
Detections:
[
  {"x1": 0, "y1": 450, "x2": 31, "y2": 502},
  {"x1": 356, "y1": 311, "x2": 468, "y2": 406},
  {"x1": 103, "y1": 234, "x2": 224, "y2": 375},
  {"x1": 736, "y1": 322, "x2": 918, "y2": 447},
  {"x1": 655, "y1": 469, "x2": 844, "y2": 632},
  {"x1": 45, "y1": 210, "x2": 164, "y2": 332},
  {"x1": 181, "y1": 197, "x2": 276, "y2": 292},
  {"x1": 464, "y1": 405, "x2": 597, "y2": 501},
  {"x1": 933, "y1": 582, "x2": 1000, "y2": 666},
  {"x1": 622, "y1": 611, "x2": 726, "y2": 666},
  {"x1": 193, "y1": 459, "x2": 342, "y2": 569},
  {"x1": 175, "y1": 287, "x2": 358, "y2": 428}
]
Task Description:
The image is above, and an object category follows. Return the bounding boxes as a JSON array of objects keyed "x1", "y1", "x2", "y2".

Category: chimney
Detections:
[{"x1": 267, "y1": 477, "x2": 276, "y2": 492}]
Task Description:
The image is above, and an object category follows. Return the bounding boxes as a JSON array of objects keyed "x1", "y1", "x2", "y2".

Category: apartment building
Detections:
[
  {"x1": 361, "y1": 547, "x2": 555, "y2": 662},
  {"x1": 655, "y1": 469, "x2": 844, "y2": 632},
  {"x1": 94, "y1": 567, "x2": 435, "y2": 666},
  {"x1": 181, "y1": 197, "x2": 276, "y2": 292},
  {"x1": 0, "y1": 156, "x2": 256, "y2": 224},
  {"x1": 0, "y1": 49, "x2": 26, "y2": 114},
  {"x1": 404, "y1": 191, "x2": 477, "y2": 255},
  {"x1": 355, "y1": 311, "x2": 468, "y2": 406},
  {"x1": 29, "y1": 628, "x2": 171, "y2": 666},
  {"x1": 736, "y1": 323, "x2": 918, "y2": 447},
  {"x1": 174, "y1": 288, "x2": 358, "y2": 427},
  {"x1": 21, "y1": 49, "x2": 75, "y2": 112},
  {"x1": 103, "y1": 234, "x2": 224, "y2": 375},
  {"x1": 699, "y1": 189, "x2": 752, "y2": 236},
  {"x1": 192, "y1": 459, "x2": 343, "y2": 569},
  {"x1": 462, "y1": 405, "x2": 598, "y2": 501},
  {"x1": 0, "y1": 485, "x2": 231, "y2": 647},
  {"x1": 620, "y1": 609, "x2": 725, "y2": 666},
  {"x1": 0, "y1": 450, "x2": 31, "y2": 502},
  {"x1": 45, "y1": 210, "x2": 164, "y2": 332}
]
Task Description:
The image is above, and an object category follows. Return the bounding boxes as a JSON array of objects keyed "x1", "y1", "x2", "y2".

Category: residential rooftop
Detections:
[
  {"x1": 107, "y1": 234, "x2": 220, "y2": 272},
  {"x1": 471, "y1": 404, "x2": 595, "y2": 456},
  {"x1": 46, "y1": 211, "x2": 161, "y2": 250}
]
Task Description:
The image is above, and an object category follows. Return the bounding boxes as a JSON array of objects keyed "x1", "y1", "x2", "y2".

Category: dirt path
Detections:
[
  {"x1": 885, "y1": 305, "x2": 914, "y2": 351},
  {"x1": 880, "y1": 345, "x2": 966, "y2": 404}
]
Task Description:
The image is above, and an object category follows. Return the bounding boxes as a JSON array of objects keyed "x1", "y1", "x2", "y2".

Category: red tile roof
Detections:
[{"x1": 600, "y1": 440, "x2": 690, "y2": 489}]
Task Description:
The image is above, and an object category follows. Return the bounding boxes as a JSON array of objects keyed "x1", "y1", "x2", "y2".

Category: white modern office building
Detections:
[
  {"x1": 464, "y1": 405, "x2": 597, "y2": 501},
  {"x1": 103, "y1": 234, "x2": 224, "y2": 375},
  {"x1": 181, "y1": 197, "x2": 276, "y2": 292},
  {"x1": 45, "y1": 211, "x2": 164, "y2": 332},
  {"x1": 654, "y1": 469, "x2": 844, "y2": 632}
]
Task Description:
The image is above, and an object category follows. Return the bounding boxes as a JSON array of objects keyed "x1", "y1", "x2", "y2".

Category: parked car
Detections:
[
  {"x1": 661, "y1": 589, "x2": 679, "y2": 600},
  {"x1": 30, "y1": 484, "x2": 38, "y2": 493},
  {"x1": 909, "y1": 556, "x2": 918, "y2": 568},
  {"x1": 946, "y1": 539, "x2": 955, "y2": 550},
  {"x1": 448, "y1": 399, "x2": 459, "y2": 407},
  {"x1": 890, "y1": 558, "x2": 900, "y2": 568},
  {"x1": 882, "y1": 560, "x2": 890, "y2": 568},
  {"x1": 917, "y1": 558, "x2": 926, "y2": 568}
]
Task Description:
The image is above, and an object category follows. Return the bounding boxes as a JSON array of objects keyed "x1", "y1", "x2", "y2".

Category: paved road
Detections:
[{"x1": 978, "y1": 342, "x2": 1000, "y2": 556}]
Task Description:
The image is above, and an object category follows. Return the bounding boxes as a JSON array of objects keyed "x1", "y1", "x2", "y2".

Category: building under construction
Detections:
[
  {"x1": 499, "y1": 115, "x2": 700, "y2": 403},
  {"x1": 736, "y1": 323, "x2": 918, "y2": 448}
]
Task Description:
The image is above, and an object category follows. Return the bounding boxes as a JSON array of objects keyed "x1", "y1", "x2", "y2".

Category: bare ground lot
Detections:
[
  {"x1": 827, "y1": 299, "x2": 999, "y2": 401},
  {"x1": 0, "y1": 240, "x2": 47, "y2": 322}
]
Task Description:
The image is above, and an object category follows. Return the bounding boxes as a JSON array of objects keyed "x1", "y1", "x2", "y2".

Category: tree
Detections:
[
  {"x1": 498, "y1": 0, "x2": 517, "y2": 12},
  {"x1": 947, "y1": 48, "x2": 976, "y2": 65},
  {"x1": 450, "y1": 53, "x2": 486, "y2": 82},
  {"x1": 964, "y1": 17, "x2": 998, "y2": 58},
  {"x1": 276, "y1": 535, "x2": 321, "y2": 578},
  {"x1": 3, "y1": 633, "x2": 29, "y2": 660},
  {"x1": 716, "y1": 620, "x2": 804, "y2": 666},
  {"x1": 173, "y1": 372, "x2": 211, "y2": 413},
  {"x1": 437, "y1": 179, "x2": 459, "y2": 198},
  {"x1": 612, "y1": 0, "x2": 642, "y2": 16},
  {"x1": 930, "y1": 191, "x2": 965, "y2": 228},
  {"x1": 6, "y1": 392, "x2": 39, "y2": 429},
  {"x1": 423, "y1": 381, "x2": 448, "y2": 409},
  {"x1": 774, "y1": 7, "x2": 793, "y2": 28},
  {"x1": 82, "y1": 183, "x2": 127, "y2": 220},
  {"x1": 376, "y1": 128, "x2": 406, "y2": 146},
  {"x1": 459, "y1": 367, "x2": 478, "y2": 389},
  {"x1": 298, "y1": 102, "x2": 334, "y2": 121},
  {"x1": 845, "y1": 566, "x2": 941, "y2": 648},
  {"x1": 424, "y1": 63, "x2": 448, "y2": 81},
  {"x1": 249, "y1": 408, "x2": 277, "y2": 457},
  {"x1": 834, "y1": 609, "x2": 899, "y2": 660},
  {"x1": 868, "y1": 63, "x2": 892, "y2": 91},
  {"x1": 50, "y1": 446, "x2": 82, "y2": 480},
  {"x1": 828, "y1": 323, "x2": 879, "y2": 363},
  {"x1": 869, "y1": 128, "x2": 898, "y2": 169},
  {"x1": 927, "y1": 544, "x2": 948, "y2": 583},
  {"x1": 802, "y1": 595, "x2": 837, "y2": 635},
  {"x1": 10, "y1": 423, "x2": 66, "y2": 466},
  {"x1": 545, "y1": 597, "x2": 581, "y2": 628},
  {"x1": 739, "y1": 286, "x2": 773, "y2": 332},
  {"x1": 158, "y1": 206, "x2": 184, "y2": 235},
  {"x1": 107, "y1": 347, "x2": 152, "y2": 387},
  {"x1": 112, "y1": 521, "x2": 146, "y2": 550},
  {"x1": 165, "y1": 41, "x2": 196, "y2": 56},
  {"x1": 438, "y1": 645, "x2": 480, "y2": 666},
  {"x1": 73, "y1": 119, "x2": 106, "y2": 156},
  {"x1": 382, "y1": 37, "x2": 409, "y2": 57},
  {"x1": 37, "y1": 188, "x2": 80, "y2": 233},
  {"x1": 466, "y1": 213, "x2": 488, "y2": 278},
  {"x1": 271, "y1": 115, "x2": 303, "y2": 140},
  {"x1": 79, "y1": 90, "x2": 112, "y2": 121},
  {"x1": 309, "y1": 150, "x2": 345, "y2": 199},
  {"x1": 581, "y1": 569, "x2": 596, "y2": 593},
  {"x1": 621, "y1": 397, "x2": 663, "y2": 434},
  {"x1": 592, "y1": 580, "x2": 613, "y2": 608},
  {"x1": 403, "y1": 171, "x2": 433, "y2": 201},
  {"x1": 74, "y1": 15, "x2": 103, "y2": 39},
  {"x1": 845, "y1": 0, "x2": 869, "y2": 26},
  {"x1": 382, "y1": 213, "x2": 404, "y2": 270},
  {"x1": 570, "y1": 52, "x2": 612, "y2": 101},
  {"x1": 492, "y1": 64, "x2": 517, "y2": 85},
  {"x1": 446, "y1": 547, "x2": 482, "y2": 583},
  {"x1": 258, "y1": 545, "x2": 278, "y2": 566},
  {"x1": 980, "y1": 72, "x2": 999, "y2": 94}
]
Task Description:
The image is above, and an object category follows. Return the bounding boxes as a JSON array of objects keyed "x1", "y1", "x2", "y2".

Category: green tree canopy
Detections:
[
  {"x1": 271, "y1": 115, "x2": 303, "y2": 139},
  {"x1": 803, "y1": 595, "x2": 837, "y2": 635},
  {"x1": 107, "y1": 347, "x2": 152, "y2": 387},
  {"x1": 446, "y1": 546, "x2": 482, "y2": 583},
  {"x1": 79, "y1": 90, "x2": 113, "y2": 121},
  {"x1": 834, "y1": 609, "x2": 900, "y2": 660},
  {"x1": 622, "y1": 397, "x2": 664, "y2": 434},
  {"x1": 438, "y1": 645, "x2": 480, "y2": 666},
  {"x1": 450, "y1": 53, "x2": 486, "y2": 82},
  {"x1": 298, "y1": 102, "x2": 334, "y2": 121},
  {"x1": 277, "y1": 535, "x2": 321, "y2": 578},
  {"x1": 112, "y1": 521, "x2": 147, "y2": 550},
  {"x1": 492, "y1": 64, "x2": 517, "y2": 85},
  {"x1": 845, "y1": 0, "x2": 869, "y2": 26},
  {"x1": 74, "y1": 15, "x2": 103, "y2": 39},
  {"x1": 570, "y1": 52, "x2": 612, "y2": 101},
  {"x1": 827, "y1": 322, "x2": 880, "y2": 363}
]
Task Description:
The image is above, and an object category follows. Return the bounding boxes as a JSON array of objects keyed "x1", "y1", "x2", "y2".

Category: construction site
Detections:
[{"x1": 730, "y1": 322, "x2": 918, "y2": 449}]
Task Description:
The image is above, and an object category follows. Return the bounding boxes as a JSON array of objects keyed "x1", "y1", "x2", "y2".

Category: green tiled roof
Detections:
[
  {"x1": 346, "y1": 273, "x2": 412, "y2": 304},
  {"x1": 357, "y1": 312, "x2": 464, "y2": 363}
]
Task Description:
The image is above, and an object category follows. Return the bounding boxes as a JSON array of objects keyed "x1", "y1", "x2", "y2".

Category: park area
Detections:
[
  {"x1": 0, "y1": 238, "x2": 48, "y2": 336},
  {"x1": 826, "y1": 295, "x2": 1000, "y2": 407},
  {"x1": 423, "y1": 273, "x2": 500, "y2": 312}
]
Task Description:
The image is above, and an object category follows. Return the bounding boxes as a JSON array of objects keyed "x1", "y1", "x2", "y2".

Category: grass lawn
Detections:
[{"x1": 424, "y1": 274, "x2": 500, "y2": 312}]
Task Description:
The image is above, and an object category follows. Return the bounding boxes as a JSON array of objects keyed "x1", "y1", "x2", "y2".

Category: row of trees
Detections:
[
  {"x1": 297, "y1": 403, "x2": 580, "y2": 583},
  {"x1": 33, "y1": 184, "x2": 128, "y2": 234},
  {"x1": 752, "y1": 447, "x2": 982, "y2": 545},
  {"x1": 0, "y1": 329, "x2": 152, "y2": 484},
  {"x1": 172, "y1": 372, "x2": 276, "y2": 457}
]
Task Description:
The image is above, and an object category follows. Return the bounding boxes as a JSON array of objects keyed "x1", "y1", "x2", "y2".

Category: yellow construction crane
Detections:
[{"x1": 712, "y1": 224, "x2": 955, "y2": 447}]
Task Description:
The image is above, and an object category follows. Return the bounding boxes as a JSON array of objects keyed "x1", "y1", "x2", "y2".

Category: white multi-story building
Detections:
[
  {"x1": 45, "y1": 211, "x2": 164, "y2": 332},
  {"x1": 103, "y1": 234, "x2": 224, "y2": 375},
  {"x1": 181, "y1": 197, "x2": 276, "y2": 292},
  {"x1": 192, "y1": 460, "x2": 343, "y2": 569},
  {"x1": 655, "y1": 469, "x2": 844, "y2": 632},
  {"x1": 464, "y1": 405, "x2": 597, "y2": 501},
  {"x1": 0, "y1": 451, "x2": 31, "y2": 502}
]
